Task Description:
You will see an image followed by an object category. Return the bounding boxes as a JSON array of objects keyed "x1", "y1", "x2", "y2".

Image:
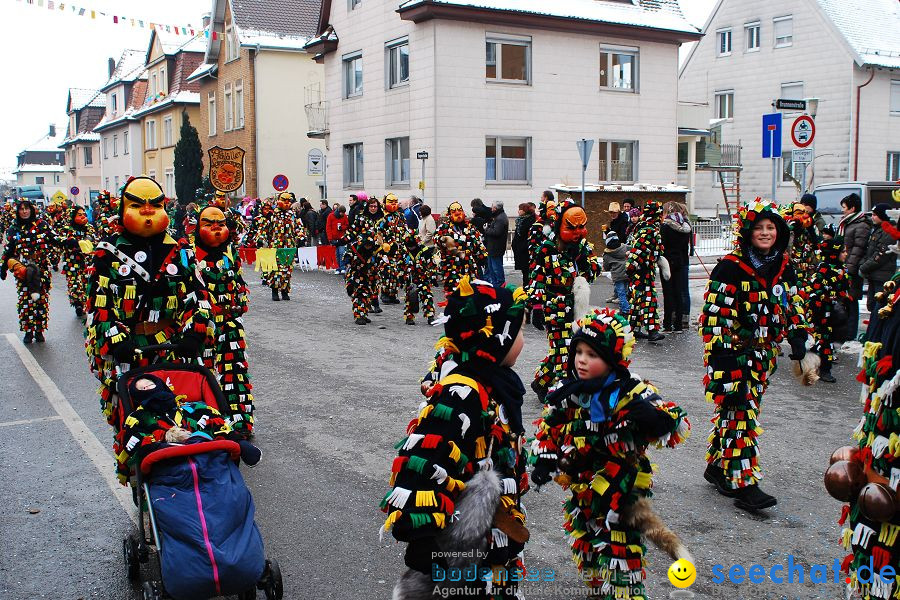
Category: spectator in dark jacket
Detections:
[
  {"x1": 404, "y1": 196, "x2": 422, "y2": 229},
  {"x1": 861, "y1": 203, "x2": 897, "y2": 335},
  {"x1": 327, "y1": 205, "x2": 350, "y2": 273},
  {"x1": 838, "y1": 193, "x2": 872, "y2": 342},
  {"x1": 318, "y1": 200, "x2": 332, "y2": 245},
  {"x1": 607, "y1": 202, "x2": 629, "y2": 241},
  {"x1": 470, "y1": 198, "x2": 492, "y2": 233},
  {"x1": 348, "y1": 194, "x2": 362, "y2": 226},
  {"x1": 511, "y1": 202, "x2": 536, "y2": 287},
  {"x1": 660, "y1": 201, "x2": 692, "y2": 332},
  {"x1": 300, "y1": 200, "x2": 319, "y2": 246},
  {"x1": 483, "y1": 200, "x2": 509, "y2": 287}
]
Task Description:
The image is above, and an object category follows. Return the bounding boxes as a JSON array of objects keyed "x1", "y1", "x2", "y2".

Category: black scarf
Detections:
[
  {"x1": 462, "y1": 364, "x2": 526, "y2": 435},
  {"x1": 128, "y1": 374, "x2": 177, "y2": 416},
  {"x1": 745, "y1": 246, "x2": 783, "y2": 282}
]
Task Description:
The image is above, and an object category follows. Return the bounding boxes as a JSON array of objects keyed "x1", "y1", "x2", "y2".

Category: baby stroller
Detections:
[{"x1": 116, "y1": 344, "x2": 283, "y2": 600}]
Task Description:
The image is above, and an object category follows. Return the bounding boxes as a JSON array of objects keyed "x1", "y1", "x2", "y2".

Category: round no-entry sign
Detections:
[
  {"x1": 70, "y1": 186, "x2": 80, "y2": 196},
  {"x1": 272, "y1": 174, "x2": 289, "y2": 192},
  {"x1": 791, "y1": 115, "x2": 815, "y2": 148}
]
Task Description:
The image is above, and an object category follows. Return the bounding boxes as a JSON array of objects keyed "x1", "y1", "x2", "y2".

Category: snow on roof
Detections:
[
  {"x1": 13, "y1": 164, "x2": 66, "y2": 174},
  {"x1": 149, "y1": 30, "x2": 206, "y2": 65},
  {"x1": 131, "y1": 91, "x2": 201, "y2": 118},
  {"x1": 68, "y1": 88, "x2": 105, "y2": 111},
  {"x1": 187, "y1": 62, "x2": 215, "y2": 81},
  {"x1": 102, "y1": 49, "x2": 147, "y2": 90},
  {"x1": 59, "y1": 132, "x2": 101, "y2": 146},
  {"x1": 552, "y1": 183, "x2": 691, "y2": 193},
  {"x1": 20, "y1": 129, "x2": 66, "y2": 154},
  {"x1": 231, "y1": 0, "x2": 320, "y2": 40},
  {"x1": 398, "y1": 0, "x2": 698, "y2": 34},
  {"x1": 816, "y1": 0, "x2": 900, "y2": 68},
  {"x1": 239, "y1": 29, "x2": 312, "y2": 50}
]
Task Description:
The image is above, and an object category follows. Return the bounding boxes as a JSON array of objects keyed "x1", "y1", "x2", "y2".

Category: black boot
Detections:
[
  {"x1": 281, "y1": 290, "x2": 290, "y2": 301},
  {"x1": 633, "y1": 329, "x2": 649, "y2": 340},
  {"x1": 371, "y1": 301, "x2": 383, "y2": 314},
  {"x1": 75, "y1": 305, "x2": 84, "y2": 318},
  {"x1": 734, "y1": 484, "x2": 777, "y2": 511},
  {"x1": 272, "y1": 287, "x2": 280, "y2": 301},
  {"x1": 35, "y1": 331, "x2": 45, "y2": 343},
  {"x1": 647, "y1": 330, "x2": 666, "y2": 342},
  {"x1": 703, "y1": 464, "x2": 736, "y2": 497},
  {"x1": 819, "y1": 357, "x2": 836, "y2": 383},
  {"x1": 23, "y1": 332, "x2": 33, "y2": 344},
  {"x1": 355, "y1": 317, "x2": 367, "y2": 325}
]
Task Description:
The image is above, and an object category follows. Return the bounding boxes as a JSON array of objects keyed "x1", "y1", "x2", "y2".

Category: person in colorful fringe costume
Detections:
[
  {"x1": 346, "y1": 195, "x2": 384, "y2": 324},
  {"x1": 528, "y1": 199, "x2": 602, "y2": 402},
  {"x1": 211, "y1": 190, "x2": 246, "y2": 246},
  {"x1": 824, "y1": 269, "x2": 900, "y2": 600},
  {"x1": 43, "y1": 202, "x2": 67, "y2": 271},
  {"x1": 84, "y1": 176, "x2": 214, "y2": 428},
  {"x1": 625, "y1": 200, "x2": 668, "y2": 342},
  {"x1": 435, "y1": 202, "x2": 488, "y2": 297},
  {"x1": 0, "y1": 201, "x2": 14, "y2": 245},
  {"x1": 59, "y1": 205, "x2": 95, "y2": 318},
  {"x1": 401, "y1": 233, "x2": 440, "y2": 326},
  {"x1": 1, "y1": 198, "x2": 58, "y2": 343},
  {"x1": 805, "y1": 236, "x2": 852, "y2": 384},
  {"x1": 378, "y1": 193, "x2": 415, "y2": 305},
  {"x1": 383, "y1": 275, "x2": 530, "y2": 600},
  {"x1": 786, "y1": 202, "x2": 820, "y2": 282},
  {"x1": 527, "y1": 190, "x2": 557, "y2": 270},
  {"x1": 254, "y1": 191, "x2": 306, "y2": 302},
  {"x1": 194, "y1": 205, "x2": 255, "y2": 437},
  {"x1": 700, "y1": 199, "x2": 810, "y2": 511},
  {"x1": 529, "y1": 308, "x2": 690, "y2": 599},
  {"x1": 92, "y1": 190, "x2": 120, "y2": 241}
]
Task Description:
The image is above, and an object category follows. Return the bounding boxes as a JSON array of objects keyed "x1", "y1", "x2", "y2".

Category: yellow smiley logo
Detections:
[{"x1": 667, "y1": 559, "x2": 696, "y2": 588}]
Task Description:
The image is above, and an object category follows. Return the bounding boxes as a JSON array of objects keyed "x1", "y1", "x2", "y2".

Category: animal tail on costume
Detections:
[
  {"x1": 791, "y1": 352, "x2": 821, "y2": 386},
  {"x1": 439, "y1": 469, "x2": 501, "y2": 562},
  {"x1": 572, "y1": 275, "x2": 591, "y2": 323},
  {"x1": 392, "y1": 569, "x2": 434, "y2": 600},
  {"x1": 622, "y1": 498, "x2": 693, "y2": 563}
]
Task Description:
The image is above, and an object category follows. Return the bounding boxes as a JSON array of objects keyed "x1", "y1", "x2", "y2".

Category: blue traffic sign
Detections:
[
  {"x1": 762, "y1": 113, "x2": 782, "y2": 159},
  {"x1": 70, "y1": 186, "x2": 80, "y2": 196},
  {"x1": 272, "y1": 174, "x2": 289, "y2": 192}
]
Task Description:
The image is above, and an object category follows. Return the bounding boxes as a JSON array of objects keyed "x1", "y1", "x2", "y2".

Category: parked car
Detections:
[{"x1": 812, "y1": 181, "x2": 900, "y2": 226}]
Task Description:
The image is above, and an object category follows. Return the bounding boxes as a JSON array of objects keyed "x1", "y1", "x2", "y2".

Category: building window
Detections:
[
  {"x1": 163, "y1": 116, "x2": 173, "y2": 147},
  {"x1": 55, "y1": 174, "x2": 60, "y2": 183},
  {"x1": 891, "y1": 80, "x2": 900, "y2": 115},
  {"x1": 888, "y1": 152, "x2": 900, "y2": 180},
  {"x1": 781, "y1": 151, "x2": 804, "y2": 183},
  {"x1": 235, "y1": 80, "x2": 244, "y2": 129},
  {"x1": 386, "y1": 137, "x2": 410, "y2": 186},
  {"x1": 164, "y1": 168, "x2": 175, "y2": 198},
  {"x1": 159, "y1": 66, "x2": 167, "y2": 95},
  {"x1": 717, "y1": 28, "x2": 732, "y2": 56},
  {"x1": 104, "y1": 177, "x2": 109, "y2": 189},
  {"x1": 225, "y1": 23, "x2": 240, "y2": 62},
  {"x1": 146, "y1": 120, "x2": 157, "y2": 149},
  {"x1": 600, "y1": 45, "x2": 638, "y2": 91},
  {"x1": 114, "y1": 175, "x2": 119, "y2": 191},
  {"x1": 774, "y1": 16, "x2": 793, "y2": 48},
  {"x1": 149, "y1": 170, "x2": 156, "y2": 180},
  {"x1": 208, "y1": 92, "x2": 217, "y2": 136},
  {"x1": 343, "y1": 143, "x2": 364, "y2": 187},
  {"x1": 343, "y1": 52, "x2": 363, "y2": 98},
  {"x1": 715, "y1": 90, "x2": 734, "y2": 119},
  {"x1": 113, "y1": 134, "x2": 118, "y2": 157},
  {"x1": 349, "y1": 0, "x2": 361, "y2": 9},
  {"x1": 35, "y1": 176, "x2": 45, "y2": 185},
  {"x1": 712, "y1": 170, "x2": 736, "y2": 187},
  {"x1": 124, "y1": 130, "x2": 129, "y2": 154},
  {"x1": 745, "y1": 22, "x2": 760, "y2": 52},
  {"x1": 83, "y1": 146, "x2": 93, "y2": 166},
  {"x1": 111, "y1": 93, "x2": 118, "y2": 114},
  {"x1": 224, "y1": 83, "x2": 233, "y2": 131},
  {"x1": 103, "y1": 136, "x2": 109, "y2": 159},
  {"x1": 150, "y1": 71, "x2": 158, "y2": 98},
  {"x1": 780, "y1": 82, "x2": 804, "y2": 112},
  {"x1": 598, "y1": 140, "x2": 637, "y2": 182},
  {"x1": 387, "y1": 40, "x2": 409, "y2": 88},
  {"x1": 485, "y1": 136, "x2": 531, "y2": 184},
  {"x1": 485, "y1": 36, "x2": 530, "y2": 84}
]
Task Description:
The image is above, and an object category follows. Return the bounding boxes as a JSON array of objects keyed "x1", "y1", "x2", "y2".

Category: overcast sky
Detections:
[{"x1": 1, "y1": 0, "x2": 716, "y2": 178}]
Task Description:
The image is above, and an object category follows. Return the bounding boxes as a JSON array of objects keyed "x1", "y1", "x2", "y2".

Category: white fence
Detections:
[{"x1": 692, "y1": 218, "x2": 734, "y2": 256}]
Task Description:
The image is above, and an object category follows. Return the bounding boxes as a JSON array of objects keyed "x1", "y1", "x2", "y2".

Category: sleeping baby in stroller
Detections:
[{"x1": 114, "y1": 374, "x2": 261, "y2": 482}]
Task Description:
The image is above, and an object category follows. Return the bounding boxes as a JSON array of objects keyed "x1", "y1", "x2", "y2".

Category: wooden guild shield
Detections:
[{"x1": 208, "y1": 146, "x2": 246, "y2": 193}]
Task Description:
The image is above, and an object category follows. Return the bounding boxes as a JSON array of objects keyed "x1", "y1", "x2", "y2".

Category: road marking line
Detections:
[
  {"x1": 4, "y1": 333, "x2": 137, "y2": 524},
  {"x1": 0, "y1": 415, "x2": 63, "y2": 428}
]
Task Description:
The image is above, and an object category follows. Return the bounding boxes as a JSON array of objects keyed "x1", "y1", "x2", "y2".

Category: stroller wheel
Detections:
[
  {"x1": 238, "y1": 587, "x2": 257, "y2": 600},
  {"x1": 123, "y1": 535, "x2": 140, "y2": 580},
  {"x1": 141, "y1": 581, "x2": 162, "y2": 600},
  {"x1": 261, "y1": 558, "x2": 283, "y2": 600}
]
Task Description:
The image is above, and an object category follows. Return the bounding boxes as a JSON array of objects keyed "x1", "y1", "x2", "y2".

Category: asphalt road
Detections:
[{"x1": 0, "y1": 262, "x2": 868, "y2": 600}]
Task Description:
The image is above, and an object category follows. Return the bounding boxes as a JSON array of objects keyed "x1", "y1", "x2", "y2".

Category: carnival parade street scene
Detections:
[{"x1": 3, "y1": 0, "x2": 900, "y2": 599}]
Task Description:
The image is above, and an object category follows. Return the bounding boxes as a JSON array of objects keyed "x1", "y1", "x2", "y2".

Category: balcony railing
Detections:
[
  {"x1": 598, "y1": 159, "x2": 634, "y2": 182},
  {"x1": 718, "y1": 143, "x2": 741, "y2": 167},
  {"x1": 304, "y1": 83, "x2": 329, "y2": 138}
]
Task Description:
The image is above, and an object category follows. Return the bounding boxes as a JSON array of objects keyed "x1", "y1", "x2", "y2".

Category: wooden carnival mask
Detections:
[
  {"x1": 121, "y1": 177, "x2": 169, "y2": 237},
  {"x1": 448, "y1": 202, "x2": 466, "y2": 224},
  {"x1": 384, "y1": 194, "x2": 399, "y2": 214},
  {"x1": 559, "y1": 206, "x2": 588, "y2": 244},
  {"x1": 276, "y1": 193, "x2": 293, "y2": 211},
  {"x1": 213, "y1": 191, "x2": 229, "y2": 210},
  {"x1": 198, "y1": 207, "x2": 229, "y2": 248}
]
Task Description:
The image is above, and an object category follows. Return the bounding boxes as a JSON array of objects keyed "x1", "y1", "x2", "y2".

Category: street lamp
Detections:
[{"x1": 804, "y1": 97, "x2": 819, "y2": 192}]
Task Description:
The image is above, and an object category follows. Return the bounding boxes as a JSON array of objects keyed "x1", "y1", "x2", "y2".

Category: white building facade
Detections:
[
  {"x1": 679, "y1": 0, "x2": 900, "y2": 216},
  {"x1": 308, "y1": 0, "x2": 700, "y2": 212}
]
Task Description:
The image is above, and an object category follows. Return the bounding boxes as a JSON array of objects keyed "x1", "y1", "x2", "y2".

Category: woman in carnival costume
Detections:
[
  {"x1": 255, "y1": 191, "x2": 307, "y2": 301},
  {"x1": 435, "y1": 202, "x2": 487, "y2": 297},
  {"x1": 625, "y1": 200, "x2": 668, "y2": 342},
  {"x1": 346, "y1": 194, "x2": 384, "y2": 324},
  {"x1": 805, "y1": 236, "x2": 852, "y2": 383},
  {"x1": 378, "y1": 193, "x2": 415, "y2": 305}
]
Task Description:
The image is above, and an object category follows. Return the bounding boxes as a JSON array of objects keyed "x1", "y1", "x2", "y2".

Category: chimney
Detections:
[
  {"x1": 49, "y1": 124, "x2": 56, "y2": 137},
  {"x1": 108, "y1": 57, "x2": 116, "y2": 78},
  {"x1": 202, "y1": 13, "x2": 211, "y2": 29}
]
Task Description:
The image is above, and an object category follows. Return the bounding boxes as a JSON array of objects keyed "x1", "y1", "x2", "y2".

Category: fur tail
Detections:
[
  {"x1": 791, "y1": 352, "x2": 821, "y2": 386},
  {"x1": 622, "y1": 498, "x2": 692, "y2": 563},
  {"x1": 572, "y1": 276, "x2": 591, "y2": 324}
]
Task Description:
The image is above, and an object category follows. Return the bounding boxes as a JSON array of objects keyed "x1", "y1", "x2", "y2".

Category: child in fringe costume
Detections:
[
  {"x1": 383, "y1": 276, "x2": 530, "y2": 600},
  {"x1": 700, "y1": 199, "x2": 810, "y2": 511},
  {"x1": 115, "y1": 374, "x2": 261, "y2": 481},
  {"x1": 346, "y1": 195, "x2": 384, "y2": 324},
  {"x1": 194, "y1": 205, "x2": 255, "y2": 437},
  {"x1": 378, "y1": 193, "x2": 415, "y2": 305},
  {"x1": 804, "y1": 236, "x2": 852, "y2": 384},
  {"x1": 528, "y1": 199, "x2": 602, "y2": 401},
  {"x1": 527, "y1": 191, "x2": 558, "y2": 276},
  {"x1": 435, "y1": 202, "x2": 488, "y2": 297},
  {"x1": 43, "y1": 202, "x2": 66, "y2": 271},
  {"x1": 529, "y1": 308, "x2": 690, "y2": 599},
  {"x1": 59, "y1": 205, "x2": 95, "y2": 319},
  {"x1": 84, "y1": 176, "x2": 214, "y2": 434},
  {"x1": 401, "y1": 234, "x2": 440, "y2": 326},
  {"x1": 786, "y1": 202, "x2": 820, "y2": 282},
  {"x1": 255, "y1": 192, "x2": 306, "y2": 301},
  {"x1": 1, "y1": 199, "x2": 58, "y2": 343},
  {"x1": 625, "y1": 200, "x2": 668, "y2": 342},
  {"x1": 824, "y1": 271, "x2": 900, "y2": 600},
  {"x1": 92, "y1": 190, "x2": 120, "y2": 241},
  {"x1": 0, "y1": 202, "x2": 14, "y2": 246}
]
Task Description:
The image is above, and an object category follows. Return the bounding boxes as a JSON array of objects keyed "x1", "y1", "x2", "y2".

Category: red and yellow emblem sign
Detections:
[{"x1": 208, "y1": 146, "x2": 245, "y2": 193}]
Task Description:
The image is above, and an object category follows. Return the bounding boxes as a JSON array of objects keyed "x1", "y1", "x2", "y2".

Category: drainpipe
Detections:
[
  {"x1": 853, "y1": 65, "x2": 875, "y2": 180},
  {"x1": 253, "y1": 44, "x2": 260, "y2": 198}
]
